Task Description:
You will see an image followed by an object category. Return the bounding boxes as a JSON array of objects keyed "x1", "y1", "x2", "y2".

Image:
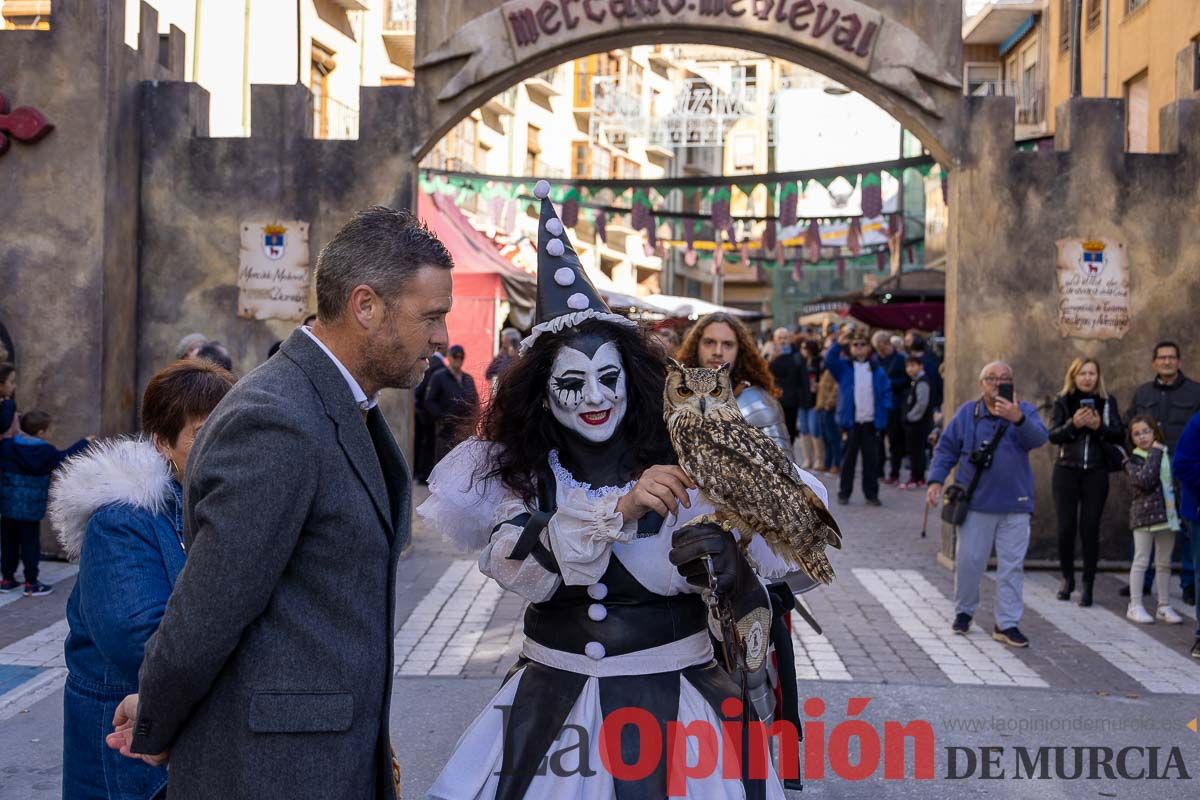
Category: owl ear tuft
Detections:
[
  {"x1": 666, "y1": 357, "x2": 684, "y2": 372},
  {"x1": 716, "y1": 362, "x2": 731, "y2": 376}
]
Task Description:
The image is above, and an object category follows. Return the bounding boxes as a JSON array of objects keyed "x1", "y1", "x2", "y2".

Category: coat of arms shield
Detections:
[{"x1": 262, "y1": 224, "x2": 287, "y2": 261}]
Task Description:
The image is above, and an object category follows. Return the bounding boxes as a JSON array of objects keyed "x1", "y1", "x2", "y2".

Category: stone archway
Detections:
[{"x1": 411, "y1": 0, "x2": 968, "y2": 166}]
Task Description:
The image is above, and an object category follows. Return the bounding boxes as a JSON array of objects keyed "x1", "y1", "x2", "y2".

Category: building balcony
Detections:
[
  {"x1": 484, "y1": 87, "x2": 517, "y2": 116},
  {"x1": 382, "y1": 0, "x2": 415, "y2": 70},
  {"x1": 961, "y1": 1, "x2": 1041, "y2": 46},
  {"x1": 644, "y1": 143, "x2": 675, "y2": 162},
  {"x1": 969, "y1": 79, "x2": 1046, "y2": 130},
  {"x1": 525, "y1": 68, "x2": 563, "y2": 99},
  {"x1": 315, "y1": 95, "x2": 359, "y2": 140},
  {"x1": 330, "y1": 0, "x2": 370, "y2": 11}
]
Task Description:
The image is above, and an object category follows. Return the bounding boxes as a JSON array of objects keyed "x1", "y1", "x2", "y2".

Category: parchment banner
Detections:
[
  {"x1": 1055, "y1": 237, "x2": 1130, "y2": 341},
  {"x1": 419, "y1": 0, "x2": 961, "y2": 115},
  {"x1": 238, "y1": 220, "x2": 310, "y2": 322}
]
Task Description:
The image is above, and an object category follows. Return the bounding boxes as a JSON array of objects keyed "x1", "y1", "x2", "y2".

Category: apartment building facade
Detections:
[{"x1": 963, "y1": 0, "x2": 1200, "y2": 150}]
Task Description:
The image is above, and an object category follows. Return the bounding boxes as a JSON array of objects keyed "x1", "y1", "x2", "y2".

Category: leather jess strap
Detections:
[{"x1": 502, "y1": 510, "x2": 558, "y2": 574}]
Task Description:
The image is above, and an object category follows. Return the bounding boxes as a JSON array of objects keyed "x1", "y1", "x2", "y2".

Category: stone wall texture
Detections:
[{"x1": 944, "y1": 95, "x2": 1200, "y2": 561}]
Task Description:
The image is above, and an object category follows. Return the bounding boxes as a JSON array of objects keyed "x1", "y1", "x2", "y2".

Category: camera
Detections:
[{"x1": 968, "y1": 441, "x2": 996, "y2": 469}]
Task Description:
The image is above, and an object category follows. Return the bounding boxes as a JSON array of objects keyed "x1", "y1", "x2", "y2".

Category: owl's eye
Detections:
[
  {"x1": 710, "y1": 388, "x2": 722, "y2": 398},
  {"x1": 678, "y1": 386, "x2": 692, "y2": 397}
]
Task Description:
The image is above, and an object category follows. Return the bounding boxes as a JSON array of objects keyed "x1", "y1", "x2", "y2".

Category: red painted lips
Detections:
[{"x1": 579, "y1": 410, "x2": 611, "y2": 426}]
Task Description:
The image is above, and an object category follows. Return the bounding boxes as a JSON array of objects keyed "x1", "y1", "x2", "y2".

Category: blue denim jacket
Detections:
[{"x1": 49, "y1": 439, "x2": 183, "y2": 800}]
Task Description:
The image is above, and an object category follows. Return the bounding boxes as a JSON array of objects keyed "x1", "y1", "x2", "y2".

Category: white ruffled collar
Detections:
[{"x1": 547, "y1": 450, "x2": 635, "y2": 500}]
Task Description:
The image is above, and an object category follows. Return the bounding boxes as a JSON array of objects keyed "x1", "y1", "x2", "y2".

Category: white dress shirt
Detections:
[
  {"x1": 301, "y1": 326, "x2": 378, "y2": 412},
  {"x1": 853, "y1": 360, "x2": 875, "y2": 424}
]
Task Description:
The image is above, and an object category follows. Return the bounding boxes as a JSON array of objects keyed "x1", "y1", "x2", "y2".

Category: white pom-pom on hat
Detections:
[
  {"x1": 546, "y1": 239, "x2": 565, "y2": 257},
  {"x1": 567, "y1": 293, "x2": 590, "y2": 310},
  {"x1": 553, "y1": 267, "x2": 576, "y2": 287},
  {"x1": 533, "y1": 180, "x2": 551, "y2": 199},
  {"x1": 546, "y1": 218, "x2": 564, "y2": 236}
]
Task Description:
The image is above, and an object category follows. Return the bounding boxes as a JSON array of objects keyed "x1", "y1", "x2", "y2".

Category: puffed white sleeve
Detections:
[
  {"x1": 545, "y1": 486, "x2": 636, "y2": 586},
  {"x1": 478, "y1": 498, "x2": 562, "y2": 603}
]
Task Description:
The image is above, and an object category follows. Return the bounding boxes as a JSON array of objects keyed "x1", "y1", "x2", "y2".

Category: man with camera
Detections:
[{"x1": 926, "y1": 362, "x2": 1048, "y2": 647}]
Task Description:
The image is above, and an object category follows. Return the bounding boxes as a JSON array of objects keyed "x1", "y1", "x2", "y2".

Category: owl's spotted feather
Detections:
[{"x1": 664, "y1": 360, "x2": 842, "y2": 584}]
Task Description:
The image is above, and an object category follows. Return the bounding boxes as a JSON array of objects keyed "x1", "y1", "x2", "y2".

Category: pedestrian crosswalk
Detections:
[
  {"x1": 1012, "y1": 572, "x2": 1200, "y2": 695},
  {"x1": 0, "y1": 619, "x2": 70, "y2": 721},
  {"x1": 856, "y1": 567, "x2": 1049, "y2": 688},
  {"x1": 2, "y1": 562, "x2": 1198, "y2": 709}
]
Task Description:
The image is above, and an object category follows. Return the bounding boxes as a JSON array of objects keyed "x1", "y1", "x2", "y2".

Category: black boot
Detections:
[
  {"x1": 1078, "y1": 581, "x2": 1093, "y2": 607},
  {"x1": 1057, "y1": 576, "x2": 1074, "y2": 601}
]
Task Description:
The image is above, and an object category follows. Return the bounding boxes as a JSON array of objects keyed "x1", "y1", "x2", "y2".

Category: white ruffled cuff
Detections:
[{"x1": 547, "y1": 486, "x2": 633, "y2": 585}]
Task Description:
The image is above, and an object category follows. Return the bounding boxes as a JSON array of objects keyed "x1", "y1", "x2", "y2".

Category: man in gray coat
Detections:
[{"x1": 107, "y1": 207, "x2": 453, "y2": 798}]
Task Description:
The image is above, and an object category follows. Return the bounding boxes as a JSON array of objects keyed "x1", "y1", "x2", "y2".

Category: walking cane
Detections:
[{"x1": 920, "y1": 500, "x2": 930, "y2": 538}]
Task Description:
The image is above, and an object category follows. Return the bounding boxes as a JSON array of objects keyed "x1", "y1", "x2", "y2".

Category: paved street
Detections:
[{"x1": 2, "y1": 474, "x2": 1199, "y2": 798}]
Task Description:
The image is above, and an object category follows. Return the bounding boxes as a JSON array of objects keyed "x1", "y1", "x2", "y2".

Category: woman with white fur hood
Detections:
[{"x1": 49, "y1": 359, "x2": 234, "y2": 800}]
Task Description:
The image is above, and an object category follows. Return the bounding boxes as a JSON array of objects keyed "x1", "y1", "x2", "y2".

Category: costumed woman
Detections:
[{"x1": 419, "y1": 183, "x2": 830, "y2": 799}]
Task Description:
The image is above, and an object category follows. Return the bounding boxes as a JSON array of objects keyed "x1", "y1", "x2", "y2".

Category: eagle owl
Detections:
[{"x1": 663, "y1": 360, "x2": 842, "y2": 584}]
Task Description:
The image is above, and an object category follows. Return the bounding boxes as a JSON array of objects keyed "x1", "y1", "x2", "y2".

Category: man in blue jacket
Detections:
[
  {"x1": 1172, "y1": 410, "x2": 1200, "y2": 659},
  {"x1": 926, "y1": 361, "x2": 1048, "y2": 648},
  {"x1": 824, "y1": 329, "x2": 891, "y2": 506}
]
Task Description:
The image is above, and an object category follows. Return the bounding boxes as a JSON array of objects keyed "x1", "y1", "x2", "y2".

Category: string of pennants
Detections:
[{"x1": 418, "y1": 158, "x2": 939, "y2": 278}]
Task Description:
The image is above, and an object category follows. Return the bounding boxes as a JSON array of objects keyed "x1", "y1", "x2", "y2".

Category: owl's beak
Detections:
[{"x1": 699, "y1": 396, "x2": 707, "y2": 414}]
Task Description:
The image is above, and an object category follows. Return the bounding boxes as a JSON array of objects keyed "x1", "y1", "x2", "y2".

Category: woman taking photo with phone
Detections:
[{"x1": 1048, "y1": 357, "x2": 1125, "y2": 606}]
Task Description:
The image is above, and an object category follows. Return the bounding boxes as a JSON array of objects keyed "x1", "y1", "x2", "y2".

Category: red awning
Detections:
[
  {"x1": 848, "y1": 302, "x2": 944, "y2": 331},
  {"x1": 416, "y1": 192, "x2": 536, "y2": 403},
  {"x1": 419, "y1": 192, "x2": 533, "y2": 279}
]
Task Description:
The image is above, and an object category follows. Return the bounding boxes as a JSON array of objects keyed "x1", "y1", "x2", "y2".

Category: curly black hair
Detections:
[{"x1": 474, "y1": 319, "x2": 675, "y2": 502}]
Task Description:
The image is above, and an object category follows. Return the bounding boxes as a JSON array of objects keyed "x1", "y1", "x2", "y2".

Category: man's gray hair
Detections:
[
  {"x1": 979, "y1": 361, "x2": 1013, "y2": 380},
  {"x1": 871, "y1": 331, "x2": 891, "y2": 349},
  {"x1": 314, "y1": 206, "x2": 454, "y2": 322}
]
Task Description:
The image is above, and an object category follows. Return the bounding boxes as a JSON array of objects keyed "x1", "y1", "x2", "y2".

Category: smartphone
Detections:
[
  {"x1": 1079, "y1": 397, "x2": 1096, "y2": 410},
  {"x1": 998, "y1": 383, "x2": 1014, "y2": 403}
]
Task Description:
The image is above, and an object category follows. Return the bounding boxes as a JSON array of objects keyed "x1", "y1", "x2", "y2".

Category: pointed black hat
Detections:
[{"x1": 521, "y1": 180, "x2": 636, "y2": 352}]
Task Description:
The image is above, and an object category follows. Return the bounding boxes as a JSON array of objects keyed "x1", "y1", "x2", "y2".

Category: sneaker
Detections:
[
  {"x1": 992, "y1": 626, "x2": 1030, "y2": 647},
  {"x1": 898, "y1": 482, "x2": 914, "y2": 490},
  {"x1": 1183, "y1": 585, "x2": 1196, "y2": 606},
  {"x1": 1126, "y1": 604, "x2": 1154, "y2": 624},
  {"x1": 952, "y1": 613, "x2": 971, "y2": 635},
  {"x1": 23, "y1": 581, "x2": 53, "y2": 597},
  {"x1": 913, "y1": 480, "x2": 926, "y2": 488},
  {"x1": 1155, "y1": 605, "x2": 1184, "y2": 624},
  {"x1": 881, "y1": 478, "x2": 898, "y2": 486},
  {"x1": 1192, "y1": 639, "x2": 1200, "y2": 660},
  {"x1": 865, "y1": 497, "x2": 882, "y2": 507},
  {"x1": 0, "y1": 578, "x2": 19, "y2": 593}
]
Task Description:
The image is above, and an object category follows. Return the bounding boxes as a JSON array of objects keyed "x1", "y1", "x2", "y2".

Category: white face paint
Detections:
[{"x1": 547, "y1": 340, "x2": 628, "y2": 443}]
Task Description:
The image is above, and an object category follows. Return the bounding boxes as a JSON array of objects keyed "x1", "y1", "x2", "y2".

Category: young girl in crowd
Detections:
[
  {"x1": 0, "y1": 363, "x2": 18, "y2": 439},
  {"x1": 1123, "y1": 415, "x2": 1185, "y2": 624}
]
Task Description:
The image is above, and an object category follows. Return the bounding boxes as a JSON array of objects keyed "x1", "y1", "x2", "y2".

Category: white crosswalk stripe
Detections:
[
  {"x1": 0, "y1": 619, "x2": 69, "y2": 668},
  {"x1": 0, "y1": 620, "x2": 71, "y2": 722},
  {"x1": 394, "y1": 560, "x2": 504, "y2": 676},
  {"x1": 855, "y1": 568, "x2": 1049, "y2": 688},
  {"x1": 1015, "y1": 573, "x2": 1200, "y2": 695},
  {"x1": 790, "y1": 608, "x2": 851, "y2": 681}
]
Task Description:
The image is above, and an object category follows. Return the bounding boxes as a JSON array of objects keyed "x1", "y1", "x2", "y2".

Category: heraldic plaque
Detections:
[
  {"x1": 238, "y1": 220, "x2": 311, "y2": 321},
  {"x1": 1055, "y1": 237, "x2": 1131, "y2": 341}
]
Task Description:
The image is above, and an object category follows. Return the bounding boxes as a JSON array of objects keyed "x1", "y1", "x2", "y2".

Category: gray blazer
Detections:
[{"x1": 132, "y1": 328, "x2": 409, "y2": 799}]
